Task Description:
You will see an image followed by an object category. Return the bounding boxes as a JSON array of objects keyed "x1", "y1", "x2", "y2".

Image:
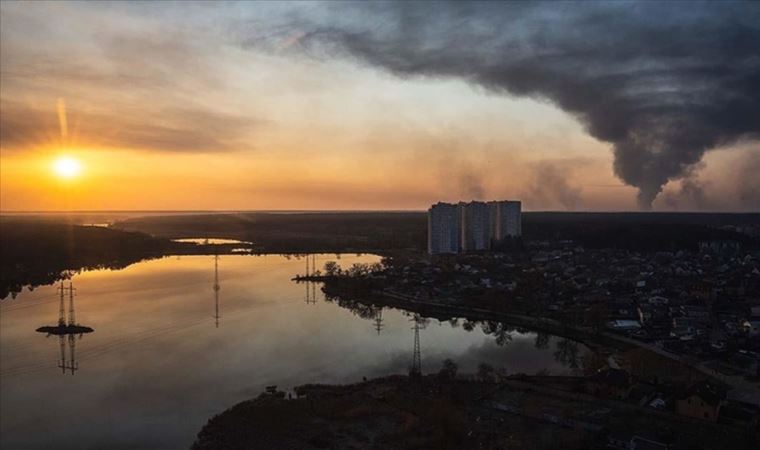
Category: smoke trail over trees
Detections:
[{"x1": 283, "y1": 2, "x2": 760, "y2": 208}]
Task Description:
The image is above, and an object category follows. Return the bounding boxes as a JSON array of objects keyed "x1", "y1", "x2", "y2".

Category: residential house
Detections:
[{"x1": 675, "y1": 381, "x2": 725, "y2": 422}]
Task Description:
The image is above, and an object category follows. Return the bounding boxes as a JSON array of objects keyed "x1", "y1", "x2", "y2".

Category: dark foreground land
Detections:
[{"x1": 192, "y1": 374, "x2": 759, "y2": 450}]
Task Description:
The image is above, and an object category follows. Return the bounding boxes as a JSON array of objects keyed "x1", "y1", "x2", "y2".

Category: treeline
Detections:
[
  {"x1": 0, "y1": 218, "x2": 184, "y2": 299},
  {"x1": 113, "y1": 211, "x2": 760, "y2": 254},
  {"x1": 114, "y1": 212, "x2": 428, "y2": 253},
  {"x1": 522, "y1": 213, "x2": 759, "y2": 252}
]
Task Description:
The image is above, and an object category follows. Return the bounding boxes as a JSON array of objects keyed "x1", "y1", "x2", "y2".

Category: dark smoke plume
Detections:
[{"x1": 285, "y1": 2, "x2": 760, "y2": 208}]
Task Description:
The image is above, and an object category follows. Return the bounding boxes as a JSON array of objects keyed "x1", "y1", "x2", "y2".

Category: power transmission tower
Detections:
[
  {"x1": 305, "y1": 280, "x2": 317, "y2": 304},
  {"x1": 67, "y1": 282, "x2": 76, "y2": 326},
  {"x1": 373, "y1": 307, "x2": 384, "y2": 335},
  {"x1": 213, "y1": 255, "x2": 221, "y2": 327},
  {"x1": 39, "y1": 280, "x2": 92, "y2": 375},
  {"x1": 304, "y1": 254, "x2": 318, "y2": 304},
  {"x1": 409, "y1": 315, "x2": 423, "y2": 377},
  {"x1": 58, "y1": 335, "x2": 66, "y2": 374},
  {"x1": 58, "y1": 283, "x2": 66, "y2": 326},
  {"x1": 59, "y1": 334, "x2": 79, "y2": 375}
]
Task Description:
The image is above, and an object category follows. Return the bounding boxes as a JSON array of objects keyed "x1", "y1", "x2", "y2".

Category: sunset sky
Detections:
[{"x1": 1, "y1": 1, "x2": 758, "y2": 212}]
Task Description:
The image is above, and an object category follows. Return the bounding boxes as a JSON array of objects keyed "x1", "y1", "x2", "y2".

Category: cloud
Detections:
[
  {"x1": 0, "y1": 100, "x2": 258, "y2": 153},
  {"x1": 272, "y1": 2, "x2": 760, "y2": 209},
  {"x1": 0, "y1": 4, "x2": 257, "y2": 154}
]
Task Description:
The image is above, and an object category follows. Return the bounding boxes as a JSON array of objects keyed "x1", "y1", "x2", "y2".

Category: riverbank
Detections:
[
  {"x1": 192, "y1": 374, "x2": 758, "y2": 450},
  {"x1": 321, "y1": 281, "x2": 625, "y2": 351},
  {"x1": 316, "y1": 256, "x2": 760, "y2": 394},
  {"x1": 319, "y1": 279, "x2": 760, "y2": 395},
  {"x1": 0, "y1": 217, "x2": 258, "y2": 300},
  {"x1": 192, "y1": 375, "x2": 472, "y2": 450}
]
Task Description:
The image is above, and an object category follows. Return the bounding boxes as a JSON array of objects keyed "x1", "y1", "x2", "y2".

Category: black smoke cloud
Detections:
[{"x1": 279, "y1": 1, "x2": 760, "y2": 208}]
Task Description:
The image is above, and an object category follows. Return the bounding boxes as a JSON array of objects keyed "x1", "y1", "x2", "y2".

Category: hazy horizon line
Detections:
[{"x1": 2, "y1": 209, "x2": 759, "y2": 215}]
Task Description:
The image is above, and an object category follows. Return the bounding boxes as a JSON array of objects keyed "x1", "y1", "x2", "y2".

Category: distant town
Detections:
[{"x1": 293, "y1": 202, "x2": 760, "y2": 448}]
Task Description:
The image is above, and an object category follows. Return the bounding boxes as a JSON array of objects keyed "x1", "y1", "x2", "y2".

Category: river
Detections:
[{"x1": 0, "y1": 254, "x2": 587, "y2": 449}]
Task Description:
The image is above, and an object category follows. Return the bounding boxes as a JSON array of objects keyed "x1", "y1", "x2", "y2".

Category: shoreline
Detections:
[
  {"x1": 191, "y1": 373, "x2": 759, "y2": 450},
  {"x1": 318, "y1": 280, "x2": 760, "y2": 394}
]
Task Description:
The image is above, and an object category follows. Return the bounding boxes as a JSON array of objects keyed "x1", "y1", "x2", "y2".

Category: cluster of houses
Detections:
[
  {"x1": 337, "y1": 235, "x2": 760, "y2": 446},
  {"x1": 530, "y1": 367, "x2": 759, "y2": 447},
  {"x1": 497, "y1": 367, "x2": 758, "y2": 449},
  {"x1": 586, "y1": 368, "x2": 758, "y2": 426},
  {"x1": 381, "y1": 241, "x2": 760, "y2": 379}
]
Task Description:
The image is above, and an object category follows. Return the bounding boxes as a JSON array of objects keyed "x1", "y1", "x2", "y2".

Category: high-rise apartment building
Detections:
[
  {"x1": 489, "y1": 200, "x2": 522, "y2": 240},
  {"x1": 460, "y1": 201, "x2": 491, "y2": 252},
  {"x1": 428, "y1": 199, "x2": 521, "y2": 254},
  {"x1": 428, "y1": 202, "x2": 461, "y2": 254}
]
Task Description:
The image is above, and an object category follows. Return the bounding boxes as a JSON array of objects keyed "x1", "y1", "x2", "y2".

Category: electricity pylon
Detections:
[
  {"x1": 409, "y1": 314, "x2": 425, "y2": 377},
  {"x1": 57, "y1": 282, "x2": 77, "y2": 326},
  {"x1": 213, "y1": 255, "x2": 221, "y2": 327},
  {"x1": 58, "y1": 334, "x2": 79, "y2": 375},
  {"x1": 39, "y1": 280, "x2": 92, "y2": 375},
  {"x1": 59, "y1": 282, "x2": 79, "y2": 374},
  {"x1": 304, "y1": 254, "x2": 317, "y2": 276},
  {"x1": 58, "y1": 283, "x2": 66, "y2": 326},
  {"x1": 58, "y1": 335, "x2": 66, "y2": 374},
  {"x1": 373, "y1": 307, "x2": 384, "y2": 335},
  {"x1": 304, "y1": 254, "x2": 318, "y2": 304},
  {"x1": 67, "y1": 282, "x2": 76, "y2": 326}
]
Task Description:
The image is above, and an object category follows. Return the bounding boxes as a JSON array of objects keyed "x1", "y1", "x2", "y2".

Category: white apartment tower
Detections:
[
  {"x1": 489, "y1": 200, "x2": 522, "y2": 241},
  {"x1": 428, "y1": 199, "x2": 521, "y2": 254},
  {"x1": 428, "y1": 202, "x2": 461, "y2": 254},
  {"x1": 460, "y1": 201, "x2": 491, "y2": 252}
]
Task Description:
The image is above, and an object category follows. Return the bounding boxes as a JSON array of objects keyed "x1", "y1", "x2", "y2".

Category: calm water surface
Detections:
[{"x1": 1, "y1": 254, "x2": 585, "y2": 449}]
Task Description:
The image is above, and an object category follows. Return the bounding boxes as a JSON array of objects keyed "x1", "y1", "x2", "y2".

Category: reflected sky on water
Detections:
[{"x1": 1, "y1": 254, "x2": 585, "y2": 450}]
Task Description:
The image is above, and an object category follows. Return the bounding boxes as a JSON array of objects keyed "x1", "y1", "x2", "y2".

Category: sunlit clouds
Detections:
[{"x1": 0, "y1": 2, "x2": 757, "y2": 211}]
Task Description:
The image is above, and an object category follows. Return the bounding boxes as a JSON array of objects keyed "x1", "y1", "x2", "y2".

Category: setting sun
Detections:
[{"x1": 52, "y1": 156, "x2": 82, "y2": 179}]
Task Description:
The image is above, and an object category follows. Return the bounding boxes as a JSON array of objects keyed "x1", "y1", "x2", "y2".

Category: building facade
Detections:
[
  {"x1": 428, "y1": 202, "x2": 461, "y2": 254},
  {"x1": 460, "y1": 201, "x2": 491, "y2": 252},
  {"x1": 675, "y1": 381, "x2": 725, "y2": 422},
  {"x1": 428, "y1": 199, "x2": 521, "y2": 254},
  {"x1": 489, "y1": 200, "x2": 522, "y2": 240}
]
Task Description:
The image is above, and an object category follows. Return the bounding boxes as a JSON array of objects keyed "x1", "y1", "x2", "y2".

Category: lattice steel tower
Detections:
[
  {"x1": 213, "y1": 255, "x2": 221, "y2": 327},
  {"x1": 409, "y1": 315, "x2": 423, "y2": 377},
  {"x1": 373, "y1": 307, "x2": 384, "y2": 335}
]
